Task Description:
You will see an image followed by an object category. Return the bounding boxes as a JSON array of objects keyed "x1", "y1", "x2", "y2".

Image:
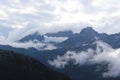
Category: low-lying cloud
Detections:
[
  {"x1": 0, "y1": 40, "x2": 57, "y2": 51},
  {"x1": 48, "y1": 41, "x2": 120, "y2": 78},
  {"x1": 44, "y1": 36, "x2": 68, "y2": 43}
]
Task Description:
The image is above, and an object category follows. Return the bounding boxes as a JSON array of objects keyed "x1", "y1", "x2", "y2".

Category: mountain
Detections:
[
  {"x1": 19, "y1": 31, "x2": 74, "y2": 44},
  {"x1": 58, "y1": 27, "x2": 100, "y2": 48},
  {"x1": 12, "y1": 27, "x2": 120, "y2": 49},
  {"x1": 1, "y1": 27, "x2": 120, "y2": 80},
  {"x1": 19, "y1": 32, "x2": 44, "y2": 42},
  {"x1": 0, "y1": 49, "x2": 71, "y2": 80},
  {"x1": 45, "y1": 30, "x2": 74, "y2": 37},
  {"x1": 59, "y1": 27, "x2": 120, "y2": 49},
  {"x1": 80, "y1": 27, "x2": 98, "y2": 35},
  {"x1": 103, "y1": 33, "x2": 120, "y2": 48}
]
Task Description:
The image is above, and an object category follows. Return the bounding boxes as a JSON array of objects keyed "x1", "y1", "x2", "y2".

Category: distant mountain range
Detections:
[
  {"x1": 18, "y1": 27, "x2": 120, "y2": 49},
  {"x1": 1, "y1": 27, "x2": 120, "y2": 80},
  {"x1": 19, "y1": 30, "x2": 73, "y2": 42},
  {"x1": 59, "y1": 27, "x2": 120, "y2": 49}
]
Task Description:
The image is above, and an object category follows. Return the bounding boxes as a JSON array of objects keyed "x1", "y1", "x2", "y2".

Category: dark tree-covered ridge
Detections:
[{"x1": 0, "y1": 49, "x2": 71, "y2": 80}]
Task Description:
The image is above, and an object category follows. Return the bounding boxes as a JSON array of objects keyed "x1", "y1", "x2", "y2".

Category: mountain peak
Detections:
[
  {"x1": 80, "y1": 27, "x2": 98, "y2": 35},
  {"x1": 19, "y1": 32, "x2": 44, "y2": 42}
]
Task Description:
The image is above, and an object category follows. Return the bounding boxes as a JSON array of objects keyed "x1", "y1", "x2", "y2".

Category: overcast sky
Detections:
[{"x1": 0, "y1": 0, "x2": 120, "y2": 41}]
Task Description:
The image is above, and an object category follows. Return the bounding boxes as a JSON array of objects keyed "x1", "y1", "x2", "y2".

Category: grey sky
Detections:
[{"x1": 0, "y1": 0, "x2": 120, "y2": 41}]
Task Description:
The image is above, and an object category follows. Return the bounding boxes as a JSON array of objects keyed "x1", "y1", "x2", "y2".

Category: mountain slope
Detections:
[
  {"x1": 16, "y1": 27, "x2": 120, "y2": 49},
  {"x1": 19, "y1": 32, "x2": 44, "y2": 42},
  {"x1": 58, "y1": 27, "x2": 100, "y2": 48},
  {"x1": 59, "y1": 27, "x2": 120, "y2": 49},
  {"x1": 0, "y1": 49, "x2": 71, "y2": 80}
]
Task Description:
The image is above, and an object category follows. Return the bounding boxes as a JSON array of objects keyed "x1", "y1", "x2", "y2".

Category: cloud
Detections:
[
  {"x1": 6, "y1": 22, "x2": 87, "y2": 42},
  {"x1": 44, "y1": 36, "x2": 68, "y2": 43},
  {"x1": 0, "y1": 0, "x2": 120, "y2": 45},
  {"x1": 0, "y1": 40, "x2": 57, "y2": 50},
  {"x1": 0, "y1": 0, "x2": 120, "y2": 37},
  {"x1": 0, "y1": 35, "x2": 5, "y2": 42},
  {"x1": 0, "y1": 26, "x2": 13, "y2": 37},
  {"x1": 48, "y1": 41, "x2": 120, "y2": 78},
  {"x1": 42, "y1": 44, "x2": 57, "y2": 50},
  {"x1": 11, "y1": 22, "x2": 28, "y2": 29}
]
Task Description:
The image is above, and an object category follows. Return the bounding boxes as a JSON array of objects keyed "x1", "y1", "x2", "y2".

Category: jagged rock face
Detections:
[
  {"x1": 59, "y1": 27, "x2": 120, "y2": 49},
  {"x1": 19, "y1": 32, "x2": 44, "y2": 42},
  {"x1": 11, "y1": 27, "x2": 120, "y2": 49},
  {"x1": 59, "y1": 27, "x2": 99, "y2": 48},
  {"x1": 0, "y1": 50, "x2": 71, "y2": 80},
  {"x1": 19, "y1": 30, "x2": 74, "y2": 43},
  {"x1": 80, "y1": 27, "x2": 98, "y2": 35}
]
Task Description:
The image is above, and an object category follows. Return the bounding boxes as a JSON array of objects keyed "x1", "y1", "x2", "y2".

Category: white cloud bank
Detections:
[
  {"x1": 44, "y1": 36, "x2": 68, "y2": 43},
  {"x1": 0, "y1": 40, "x2": 57, "y2": 51},
  {"x1": 48, "y1": 41, "x2": 120, "y2": 78},
  {"x1": 1, "y1": 0, "x2": 120, "y2": 39}
]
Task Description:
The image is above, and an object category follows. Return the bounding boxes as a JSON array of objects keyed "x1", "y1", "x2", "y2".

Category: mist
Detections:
[
  {"x1": 0, "y1": 40, "x2": 57, "y2": 51},
  {"x1": 48, "y1": 41, "x2": 120, "y2": 78}
]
